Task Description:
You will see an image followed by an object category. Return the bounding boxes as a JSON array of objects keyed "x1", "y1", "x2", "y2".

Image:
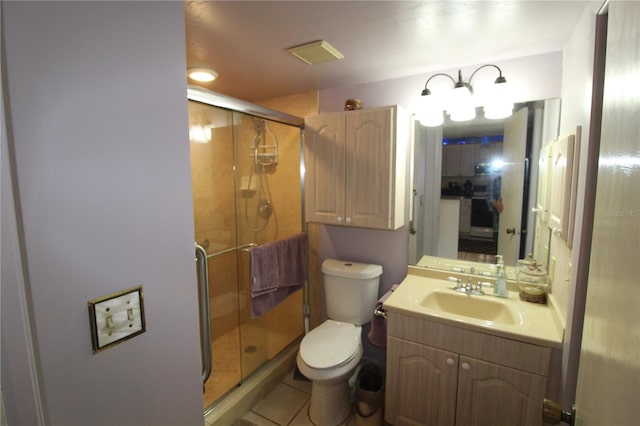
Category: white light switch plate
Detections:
[{"x1": 88, "y1": 286, "x2": 145, "y2": 353}]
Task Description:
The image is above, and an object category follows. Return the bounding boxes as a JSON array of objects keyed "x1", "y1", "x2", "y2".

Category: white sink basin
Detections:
[{"x1": 420, "y1": 290, "x2": 522, "y2": 326}]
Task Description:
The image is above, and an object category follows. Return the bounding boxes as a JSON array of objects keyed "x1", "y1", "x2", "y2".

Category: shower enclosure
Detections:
[{"x1": 187, "y1": 87, "x2": 305, "y2": 410}]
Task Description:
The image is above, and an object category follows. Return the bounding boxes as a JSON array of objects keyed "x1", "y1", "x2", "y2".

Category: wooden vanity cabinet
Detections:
[
  {"x1": 385, "y1": 313, "x2": 550, "y2": 426},
  {"x1": 455, "y1": 355, "x2": 547, "y2": 426},
  {"x1": 387, "y1": 336, "x2": 458, "y2": 426},
  {"x1": 304, "y1": 106, "x2": 409, "y2": 230}
]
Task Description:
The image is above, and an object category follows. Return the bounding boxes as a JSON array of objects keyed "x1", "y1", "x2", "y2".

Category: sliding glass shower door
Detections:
[{"x1": 188, "y1": 99, "x2": 304, "y2": 409}]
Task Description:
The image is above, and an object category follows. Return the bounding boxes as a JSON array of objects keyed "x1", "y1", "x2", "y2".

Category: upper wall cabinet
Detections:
[
  {"x1": 547, "y1": 127, "x2": 580, "y2": 246},
  {"x1": 475, "y1": 142, "x2": 503, "y2": 166},
  {"x1": 442, "y1": 144, "x2": 475, "y2": 177},
  {"x1": 535, "y1": 142, "x2": 552, "y2": 224},
  {"x1": 304, "y1": 106, "x2": 410, "y2": 230},
  {"x1": 442, "y1": 142, "x2": 502, "y2": 177}
]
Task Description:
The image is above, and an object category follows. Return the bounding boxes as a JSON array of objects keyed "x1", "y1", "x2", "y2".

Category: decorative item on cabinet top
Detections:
[
  {"x1": 344, "y1": 98, "x2": 363, "y2": 111},
  {"x1": 303, "y1": 105, "x2": 411, "y2": 230}
]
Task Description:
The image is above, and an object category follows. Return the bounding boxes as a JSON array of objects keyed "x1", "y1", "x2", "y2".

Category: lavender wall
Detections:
[
  {"x1": 318, "y1": 51, "x2": 563, "y2": 114},
  {"x1": 320, "y1": 225, "x2": 409, "y2": 296},
  {"x1": 319, "y1": 225, "x2": 408, "y2": 364},
  {"x1": 2, "y1": 2, "x2": 203, "y2": 425},
  {"x1": 315, "y1": 51, "x2": 565, "y2": 366},
  {"x1": 316, "y1": 52, "x2": 564, "y2": 295}
]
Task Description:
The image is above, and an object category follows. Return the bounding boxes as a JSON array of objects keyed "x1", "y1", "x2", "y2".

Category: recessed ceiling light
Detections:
[
  {"x1": 288, "y1": 40, "x2": 344, "y2": 65},
  {"x1": 187, "y1": 68, "x2": 218, "y2": 82}
]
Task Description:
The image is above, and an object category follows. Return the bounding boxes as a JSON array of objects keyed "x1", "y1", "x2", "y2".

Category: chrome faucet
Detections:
[{"x1": 448, "y1": 277, "x2": 485, "y2": 296}]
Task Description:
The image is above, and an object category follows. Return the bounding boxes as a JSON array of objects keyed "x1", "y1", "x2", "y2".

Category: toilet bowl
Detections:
[
  {"x1": 296, "y1": 259, "x2": 382, "y2": 426},
  {"x1": 296, "y1": 320, "x2": 363, "y2": 426}
]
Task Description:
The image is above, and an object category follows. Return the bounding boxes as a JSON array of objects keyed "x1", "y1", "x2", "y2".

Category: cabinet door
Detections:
[
  {"x1": 304, "y1": 113, "x2": 346, "y2": 224},
  {"x1": 458, "y1": 145, "x2": 476, "y2": 177},
  {"x1": 345, "y1": 107, "x2": 394, "y2": 229},
  {"x1": 442, "y1": 144, "x2": 475, "y2": 177},
  {"x1": 535, "y1": 142, "x2": 552, "y2": 223},
  {"x1": 456, "y1": 356, "x2": 547, "y2": 426},
  {"x1": 475, "y1": 142, "x2": 502, "y2": 166},
  {"x1": 386, "y1": 337, "x2": 458, "y2": 426},
  {"x1": 548, "y1": 134, "x2": 575, "y2": 241},
  {"x1": 441, "y1": 144, "x2": 458, "y2": 177},
  {"x1": 533, "y1": 143, "x2": 552, "y2": 265}
]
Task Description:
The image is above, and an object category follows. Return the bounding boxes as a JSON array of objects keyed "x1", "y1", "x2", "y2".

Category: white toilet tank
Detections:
[{"x1": 322, "y1": 259, "x2": 382, "y2": 325}]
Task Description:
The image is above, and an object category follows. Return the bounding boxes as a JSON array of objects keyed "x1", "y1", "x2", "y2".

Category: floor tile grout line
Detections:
[
  {"x1": 285, "y1": 400, "x2": 310, "y2": 426},
  {"x1": 279, "y1": 379, "x2": 311, "y2": 395},
  {"x1": 249, "y1": 408, "x2": 282, "y2": 426}
]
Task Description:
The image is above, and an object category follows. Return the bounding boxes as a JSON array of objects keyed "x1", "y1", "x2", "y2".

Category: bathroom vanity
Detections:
[{"x1": 383, "y1": 266, "x2": 563, "y2": 426}]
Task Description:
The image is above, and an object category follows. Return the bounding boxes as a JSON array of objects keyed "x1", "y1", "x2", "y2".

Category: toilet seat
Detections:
[{"x1": 299, "y1": 320, "x2": 360, "y2": 369}]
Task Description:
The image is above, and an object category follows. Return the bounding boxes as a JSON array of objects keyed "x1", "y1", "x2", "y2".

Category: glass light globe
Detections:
[
  {"x1": 416, "y1": 92, "x2": 444, "y2": 127},
  {"x1": 448, "y1": 85, "x2": 476, "y2": 122},
  {"x1": 484, "y1": 80, "x2": 513, "y2": 119}
]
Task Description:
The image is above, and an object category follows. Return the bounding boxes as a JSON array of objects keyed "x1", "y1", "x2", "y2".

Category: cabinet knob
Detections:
[
  {"x1": 461, "y1": 362, "x2": 471, "y2": 371},
  {"x1": 345, "y1": 217, "x2": 352, "y2": 224},
  {"x1": 337, "y1": 216, "x2": 343, "y2": 223},
  {"x1": 446, "y1": 358, "x2": 455, "y2": 366}
]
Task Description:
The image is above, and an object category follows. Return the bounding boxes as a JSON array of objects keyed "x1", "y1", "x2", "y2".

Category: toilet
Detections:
[{"x1": 297, "y1": 259, "x2": 382, "y2": 426}]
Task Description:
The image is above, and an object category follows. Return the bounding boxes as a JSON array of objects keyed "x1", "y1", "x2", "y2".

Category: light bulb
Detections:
[
  {"x1": 188, "y1": 68, "x2": 218, "y2": 82},
  {"x1": 416, "y1": 91, "x2": 444, "y2": 127},
  {"x1": 484, "y1": 80, "x2": 513, "y2": 119},
  {"x1": 448, "y1": 85, "x2": 476, "y2": 122}
]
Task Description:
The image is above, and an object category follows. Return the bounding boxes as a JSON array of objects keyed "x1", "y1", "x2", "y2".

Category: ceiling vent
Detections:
[{"x1": 288, "y1": 40, "x2": 344, "y2": 65}]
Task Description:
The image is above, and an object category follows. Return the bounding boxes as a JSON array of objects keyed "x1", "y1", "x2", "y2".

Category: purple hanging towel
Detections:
[{"x1": 250, "y1": 233, "x2": 308, "y2": 318}]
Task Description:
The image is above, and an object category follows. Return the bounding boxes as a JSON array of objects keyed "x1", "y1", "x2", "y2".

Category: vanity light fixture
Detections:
[
  {"x1": 416, "y1": 64, "x2": 513, "y2": 127},
  {"x1": 187, "y1": 67, "x2": 218, "y2": 83}
]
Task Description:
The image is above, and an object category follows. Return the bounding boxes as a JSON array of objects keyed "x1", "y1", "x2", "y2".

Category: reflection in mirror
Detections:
[{"x1": 409, "y1": 100, "x2": 560, "y2": 275}]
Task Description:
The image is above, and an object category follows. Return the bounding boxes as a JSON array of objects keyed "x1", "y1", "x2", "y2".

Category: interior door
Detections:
[
  {"x1": 409, "y1": 123, "x2": 443, "y2": 263},
  {"x1": 497, "y1": 107, "x2": 528, "y2": 265},
  {"x1": 573, "y1": 3, "x2": 639, "y2": 424}
]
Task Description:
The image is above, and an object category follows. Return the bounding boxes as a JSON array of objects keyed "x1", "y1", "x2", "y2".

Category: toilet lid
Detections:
[{"x1": 300, "y1": 321, "x2": 360, "y2": 369}]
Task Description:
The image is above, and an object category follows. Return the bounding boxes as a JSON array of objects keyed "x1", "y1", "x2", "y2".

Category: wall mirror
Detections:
[{"x1": 409, "y1": 99, "x2": 560, "y2": 274}]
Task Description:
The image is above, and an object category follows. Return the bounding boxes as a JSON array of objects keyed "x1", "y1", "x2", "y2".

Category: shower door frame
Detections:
[{"x1": 188, "y1": 86, "x2": 305, "y2": 128}]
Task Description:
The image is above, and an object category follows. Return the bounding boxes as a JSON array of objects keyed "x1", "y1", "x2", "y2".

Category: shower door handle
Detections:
[{"x1": 195, "y1": 243, "x2": 213, "y2": 384}]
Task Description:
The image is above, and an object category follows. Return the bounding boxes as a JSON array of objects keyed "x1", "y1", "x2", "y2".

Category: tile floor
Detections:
[{"x1": 232, "y1": 369, "x2": 358, "y2": 426}]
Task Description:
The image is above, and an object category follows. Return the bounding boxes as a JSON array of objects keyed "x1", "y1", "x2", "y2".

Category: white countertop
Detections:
[{"x1": 383, "y1": 266, "x2": 564, "y2": 348}]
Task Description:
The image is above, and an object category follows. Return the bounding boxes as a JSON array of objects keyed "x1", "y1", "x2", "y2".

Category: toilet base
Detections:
[{"x1": 308, "y1": 379, "x2": 352, "y2": 426}]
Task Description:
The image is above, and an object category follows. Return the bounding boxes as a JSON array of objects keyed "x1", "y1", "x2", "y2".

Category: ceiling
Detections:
[{"x1": 184, "y1": 1, "x2": 593, "y2": 103}]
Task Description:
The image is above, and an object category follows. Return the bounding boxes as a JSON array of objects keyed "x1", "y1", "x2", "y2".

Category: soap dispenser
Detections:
[{"x1": 495, "y1": 255, "x2": 508, "y2": 298}]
